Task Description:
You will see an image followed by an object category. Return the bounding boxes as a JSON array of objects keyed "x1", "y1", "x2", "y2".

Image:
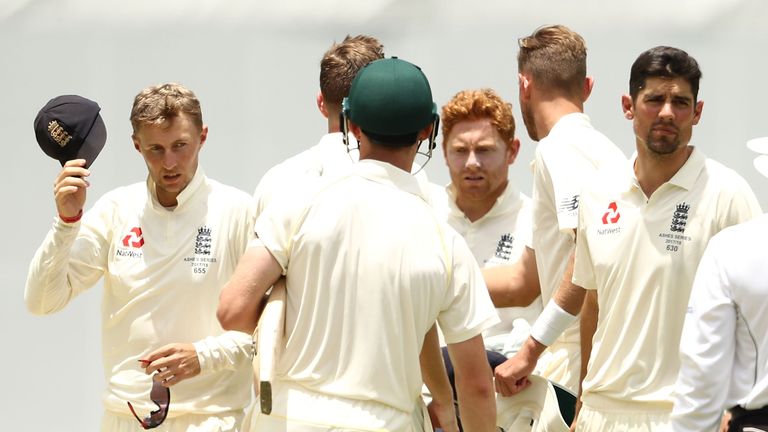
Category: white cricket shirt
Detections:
[
  {"x1": 26, "y1": 169, "x2": 256, "y2": 417},
  {"x1": 530, "y1": 113, "x2": 626, "y2": 392},
  {"x1": 429, "y1": 182, "x2": 539, "y2": 336},
  {"x1": 573, "y1": 148, "x2": 762, "y2": 412},
  {"x1": 671, "y1": 214, "x2": 768, "y2": 431},
  {"x1": 255, "y1": 159, "x2": 499, "y2": 423},
  {"x1": 532, "y1": 113, "x2": 627, "y2": 344},
  {"x1": 254, "y1": 132, "x2": 427, "y2": 217}
]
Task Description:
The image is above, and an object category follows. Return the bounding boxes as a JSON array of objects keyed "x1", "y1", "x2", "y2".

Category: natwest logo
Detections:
[
  {"x1": 122, "y1": 227, "x2": 145, "y2": 248},
  {"x1": 601, "y1": 202, "x2": 620, "y2": 225}
]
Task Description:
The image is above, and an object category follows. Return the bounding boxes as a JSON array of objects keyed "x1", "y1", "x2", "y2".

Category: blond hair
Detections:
[
  {"x1": 130, "y1": 83, "x2": 203, "y2": 133},
  {"x1": 319, "y1": 35, "x2": 384, "y2": 107},
  {"x1": 517, "y1": 25, "x2": 587, "y2": 97}
]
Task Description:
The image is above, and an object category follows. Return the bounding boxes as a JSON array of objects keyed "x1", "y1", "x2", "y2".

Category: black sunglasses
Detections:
[{"x1": 127, "y1": 377, "x2": 171, "y2": 429}]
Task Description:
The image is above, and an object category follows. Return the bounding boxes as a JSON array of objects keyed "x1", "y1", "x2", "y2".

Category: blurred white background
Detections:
[{"x1": 1, "y1": 1, "x2": 766, "y2": 430}]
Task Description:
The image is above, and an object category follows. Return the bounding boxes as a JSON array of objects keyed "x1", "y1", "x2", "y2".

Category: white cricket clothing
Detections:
[
  {"x1": 26, "y1": 169, "x2": 256, "y2": 423},
  {"x1": 254, "y1": 133, "x2": 357, "y2": 217},
  {"x1": 671, "y1": 214, "x2": 768, "y2": 432},
  {"x1": 101, "y1": 410, "x2": 243, "y2": 432},
  {"x1": 246, "y1": 380, "x2": 429, "y2": 431},
  {"x1": 428, "y1": 182, "x2": 539, "y2": 341},
  {"x1": 254, "y1": 132, "x2": 427, "y2": 217},
  {"x1": 531, "y1": 113, "x2": 626, "y2": 392},
  {"x1": 573, "y1": 148, "x2": 762, "y2": 415},
  {"x1": 253, "y1": 159, "x2": 499, "y2": 428},
  {"x1": 575, "y1": 404, "x2": 671, "y2": 431}
]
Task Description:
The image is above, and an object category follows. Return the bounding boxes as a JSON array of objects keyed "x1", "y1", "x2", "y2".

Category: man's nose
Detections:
[
  {"x1": 659, "y1": 101, "x2": 674, "y2": 119},
  {"x1": 466, "y1": 150, "x2": 480, "y2": 167},
  {"x1": 162, "y1": 152, "x2": 178, "y2": 169}
]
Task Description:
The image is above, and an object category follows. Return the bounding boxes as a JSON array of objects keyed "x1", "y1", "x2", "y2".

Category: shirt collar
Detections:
[
  {"x1": 147, "y1": 167, "x2": 206, "y2": 210},
  {"x1": 353, "y1": 159, "x2": 428, "y2": 202},
  {"x1": 546, "y1": 112, "x2": 591, "y2": 138},
  {"x1": 315, "y1": 132, "x2": 358, "y2": 176},
  {"x1": 666, "y1": 146, "x2": 705, "y2": 190},
  {"x1": 627, "y1": 146, "x2": 705, "y2": 192},
  {"x1": 445, "y1": 182, "x2": 521, "y2": 222}
]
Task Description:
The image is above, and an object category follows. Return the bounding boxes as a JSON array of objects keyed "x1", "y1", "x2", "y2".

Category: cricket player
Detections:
[
  {"x1": 249, "y1": 35, "x2": 459, "y2": 430},
  {"x1": 520, "y1": 46, "x2": 762, "y2": 430},
  {"x1": 253, "y1": 34, "x2": 426, "y2": 215},
  {"x1": 432, "y1": 88, "x2": 537, "y2": 350},
  {"x1": 218, "y1": 57, "x2": 499, "y2": 432},
  {"x1": 488, "y1": 24, "x2": 627, "y2": 396},
  {"x1": 26, "y1": 83, "x2": 256, "y2": 431}
]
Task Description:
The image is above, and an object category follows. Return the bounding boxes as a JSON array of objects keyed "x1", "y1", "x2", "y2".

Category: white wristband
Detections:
[{"x1": 530, "y1": 299, "x2": 578, "y2": 347}]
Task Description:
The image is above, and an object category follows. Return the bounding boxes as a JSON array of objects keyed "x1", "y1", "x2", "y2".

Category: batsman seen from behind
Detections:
[{"x1": 218, "y1": 57, "x2": 500, "y2": 432}]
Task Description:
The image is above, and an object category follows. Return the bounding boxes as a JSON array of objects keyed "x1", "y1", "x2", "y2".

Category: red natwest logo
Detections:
[
  {"x1": 601, "y1": 202, "x2": 620, "y2": 225},
  {"x1": 122, "y1": 227, "x2": 144, "y2": 248}
]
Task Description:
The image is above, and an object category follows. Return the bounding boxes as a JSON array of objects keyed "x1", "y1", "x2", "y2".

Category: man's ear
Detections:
[
  {"x1": 417, "y1": 123, "x2": 434, "y2": 141},
  {"x1": 507, "y1": 137, "x2": 521, "y2": 165},
  {"x1": 348, "y1": 122, "x2": 362, "y2": 141},
  {"x1": 317, "y1": 91, "x2": 329, "y2": 119},
  {"x1": 584, "y1": 76, "x2": 595, "y2": 101},
  {"x1": 132, "y1": 135, "x2": 141, "y2": 153},
  {"x1": 519, "y1": 73, "x2": 531, "y2": 101},
  {"x1": 621, "y1": 94, "x2": 634, "y2": 120},
  {"x1": 199, "y1": 125, "x2": 209, "y2": 147},
  {"x1": 692, "y1": 100, "x2": 704, "y2": 126}
]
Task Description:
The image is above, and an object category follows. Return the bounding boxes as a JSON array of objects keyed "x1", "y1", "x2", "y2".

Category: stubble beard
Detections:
[
  {"x1": 644, "y1": 132, "x2": 681, "y2": 157},
  {"x1": 521, "y1": 103, "x2": 539, "y2": 142}
]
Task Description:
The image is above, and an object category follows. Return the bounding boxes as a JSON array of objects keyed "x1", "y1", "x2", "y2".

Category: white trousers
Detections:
[
  {"x1": 101, "y1": 410, "x2": 243, "y2": 432},
  {"x1": 243, "y1": 381, "x2": 429, "y2": 432}
]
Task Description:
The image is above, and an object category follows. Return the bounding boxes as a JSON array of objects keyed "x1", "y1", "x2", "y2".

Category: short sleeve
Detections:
[
  {"x1": 253, "y1": 191, "x2": 311, "y2": 273},
  {"x1": 537, "y1": 143, "x2": 600, "y2": 234},
  {"x1": 438, "y1": 234, "x2": 500, "y2": 344},
  {"x1": 572, "y1": 191, "x2": 597, "y2": 290}
]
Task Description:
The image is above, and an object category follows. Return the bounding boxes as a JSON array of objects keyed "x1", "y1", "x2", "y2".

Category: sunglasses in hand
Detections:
[{"x1": 127, "y1": 376, "x2": 171, "y2": 429}]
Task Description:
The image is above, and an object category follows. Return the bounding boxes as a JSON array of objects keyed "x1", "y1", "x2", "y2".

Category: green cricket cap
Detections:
[{"x1": 343, "y1": 57, "x2": 437, "y2": 139}]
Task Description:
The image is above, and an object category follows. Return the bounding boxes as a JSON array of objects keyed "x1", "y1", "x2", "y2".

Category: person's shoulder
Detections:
[
  {"x1": 516, "y1": 189, "x2": 533, "y2": 211},
  {"x1": 266, "y1": 137, "x2": 332, "y2": 180},
  {"x1": 702, "y1": 156, "x2": 751, "y2": 184},
  {"x1": 268, "y1": 147, "x2": 320, "y2": 178},
  {"x1": 578, "y1": 162, "x2": 629, "y2": 204},
  {"x1": 709, "y1": 213, "x2": 768, "y2": 250},
  {"x1": 425, "y1": 181, "x2": 450, "y2": 212},
  {"x1": 695, "y1": 156, "x2": 760, "y2": 203},
  {"x1": 253, "y1": 139, "x2": 331, "y2": 198},
  {"x1": 539, "y1": 118, "x2": 624, "y2": 162}
]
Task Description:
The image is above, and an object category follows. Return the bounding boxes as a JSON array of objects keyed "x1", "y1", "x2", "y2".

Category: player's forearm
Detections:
[
  {"x1": 579, "y1": 291, "x2": 598, "y2": 383},
  {"x1": 575, "y1": 289, "x2": 598, "y2": 428},
  {"x1": 484, "y1": 248, "x2": 540, "y2": 308},
  {"x1": 455, "y1": 372, "x2": 496, "y2": 432},
  {"x1": 552, "y1": 252, "x2": 585, "y2": 315},
  {"x1": 485, "y1": 266, "x2": 529, "y2": 307},
  {"x1": 217, "y1": 246, "x2": 283, "y2": 333},
  {"x1": 448, "y1": 335, "x2": 497, "y2": 432},
  {"x1": 217, "y1": 295, "x2": 260, "y2": 333},
  {"x1": 419, "y1": 325, "x2": 454, "y2": 407}
]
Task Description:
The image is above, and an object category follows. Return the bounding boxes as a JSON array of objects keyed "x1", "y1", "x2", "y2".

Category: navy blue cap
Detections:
[{"x1": 34, "y1": 95, "x2": 107, "y2": 168}]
